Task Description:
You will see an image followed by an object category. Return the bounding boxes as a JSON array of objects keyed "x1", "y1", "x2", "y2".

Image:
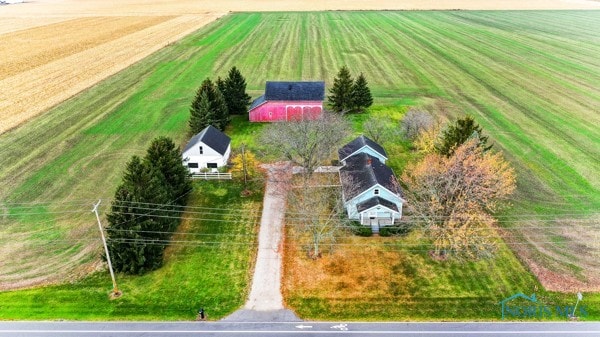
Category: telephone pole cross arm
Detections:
[{"x1": 92, "y1": 199, "x2": 120, "y2": 297}]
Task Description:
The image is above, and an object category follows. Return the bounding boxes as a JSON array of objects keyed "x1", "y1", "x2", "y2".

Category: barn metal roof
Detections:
[
  {"x1": 249, "y1": 94, "x2": 266, "y2": 111},
  {"x1": 264, "y1": 81, "x2": 325, "y2": 101}
]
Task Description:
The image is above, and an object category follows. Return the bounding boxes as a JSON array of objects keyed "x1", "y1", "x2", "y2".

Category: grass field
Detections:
[
  {"x1": 0, "y1": 180, "x2": 261, "y2": 320},
  {"x1": 0, "y1": 10, "x2": 598, "y2": 317}
]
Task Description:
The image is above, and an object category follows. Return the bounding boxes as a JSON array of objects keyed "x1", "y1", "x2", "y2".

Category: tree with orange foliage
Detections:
[{"x1": 401, "y1": 137, "x2": 516, "y2": 260}]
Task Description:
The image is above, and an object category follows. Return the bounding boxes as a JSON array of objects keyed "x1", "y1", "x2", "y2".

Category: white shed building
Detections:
[{"x1": 182, "y1": 125, "x2": 231, "y2": 173}]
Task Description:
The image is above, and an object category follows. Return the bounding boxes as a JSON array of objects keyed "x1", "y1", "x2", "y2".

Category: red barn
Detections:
[{"x1": 249, "y1": 81, "x2": 325, "y2": 122}]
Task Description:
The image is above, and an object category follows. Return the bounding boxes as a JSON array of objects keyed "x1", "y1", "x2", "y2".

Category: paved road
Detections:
[{"x1": 0, "y1": 321, "x2": 599, "y2": 337}]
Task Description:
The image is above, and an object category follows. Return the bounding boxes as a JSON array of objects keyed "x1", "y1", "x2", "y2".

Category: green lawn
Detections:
[
  {"x1": 0, "y1": 11, "x2": 598, "y2": 320},
  {"x1": 0, "y1": 181, "x2": 261, "y2": 320}
]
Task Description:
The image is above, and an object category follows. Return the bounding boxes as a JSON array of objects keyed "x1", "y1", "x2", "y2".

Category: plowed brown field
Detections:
[
  {"x1": 1, "y1": 0, "x2": 598, "y2": 133},
  {"x1": 0, "y1": 14, "x2": 222, "y2": 133},
  {"x1": 0, "y1": 16, "x2": 173, "y2": 80}
]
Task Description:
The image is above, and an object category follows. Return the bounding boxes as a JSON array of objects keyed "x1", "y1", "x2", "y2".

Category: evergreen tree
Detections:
[
  {"x1": 351, "y1": 73, "x2": 373, "y2": 112},
  {"x1": 435, "y1": 116, "x2": 492, "y2": 157},
  {"x1": 144, "y1": 137, "x2": 192, "y2": 209},
  {"x1": 106, "y1": 156, "x2": 171, "y2": 274},
  {"x1": 223, "y1": 66, "x2": 251, "y2": 115},
  {"x1": 216, "y1": 76, "x2": 226, "y2": 95},
  {"x1": 189, "y1": 87, "x2": 214, "y2": 135},
  {"x1": 105, "y1": 137, "x2": 193, "y2": 275},
  {"x1": 327, "y1": 66, "x2": 354, "y2": 113},
  {"x1": 212, "y1": 86, "x2": 230, "y2": 130},
  {"x1": 189, "y1": 78, "x2": 229, "y2": 133}
]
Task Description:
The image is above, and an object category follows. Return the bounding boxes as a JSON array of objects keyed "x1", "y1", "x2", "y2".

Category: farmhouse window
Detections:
[
  {"x1": 199, "y1": 146, "x2": 204, "y2": 154},
  {"x1": 188, "y1": 163, "x2": 199, "y2": 168},
  {"x1": 374, "y1": 189, "x2": 380, "y2": 195},
  {"x1": 207, "y1": 163, "x2": 218, "y2": 169}
]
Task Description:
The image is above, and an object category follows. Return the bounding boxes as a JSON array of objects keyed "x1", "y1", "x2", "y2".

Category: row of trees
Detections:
[
  {"x1": 106, "y1": 137, "x2": 192, "y2": 274},
  {"x1": 189, "y1": 67, "x2": 251, "y2": 134},
  {"x1": 327, "y1": 66, "x2": 373, "y2": 114}
]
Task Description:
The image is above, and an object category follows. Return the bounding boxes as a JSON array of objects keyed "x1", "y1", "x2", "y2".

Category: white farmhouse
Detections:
[
  {"x1": 338, "y1": 136, "x2": 405, "y2": 233},
  {"x1": 182, "y1": 125, "x2": 231, "y2": 173}
]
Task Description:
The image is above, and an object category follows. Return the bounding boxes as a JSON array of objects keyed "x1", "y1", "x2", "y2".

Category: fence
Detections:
[{"x1": 191, "y1": 172, "x2": 232, "y2": 180}]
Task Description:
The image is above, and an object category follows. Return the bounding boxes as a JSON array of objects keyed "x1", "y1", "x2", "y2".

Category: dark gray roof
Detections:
[
  {"x1": 183, "y1": 125, "x2": 230, "y2": 156},
  {"x1": 357, "y1": 196, "x2": 399, "y2": 213},
  {"x1": 339, "y1": 153, "x2": 403, "y2": 200},
  {"x1": 264, "y1": 81, "x2": 325, "y2": 101},
  {"x1": 338, "y1": 135, "x2": 387, "y2": 161},
  {"x1": 249, "y1": 94, "x2": 266, "y2": 111}
]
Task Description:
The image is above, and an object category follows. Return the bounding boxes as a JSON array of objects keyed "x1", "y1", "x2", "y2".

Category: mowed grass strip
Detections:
[{"x1": 0, "y1": 180, "x2": 261, "y2": 320}]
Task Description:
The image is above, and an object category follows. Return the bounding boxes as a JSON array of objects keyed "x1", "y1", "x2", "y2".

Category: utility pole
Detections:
[{"x1": 92, "y1": 200, "x2": 120, "y2": 297}]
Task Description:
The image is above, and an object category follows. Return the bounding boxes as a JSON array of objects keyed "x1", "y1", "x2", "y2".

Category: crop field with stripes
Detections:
[
  {"x1": 0, "y1": 14, "x2": 222, "y2": 133},
  {"x1": 0, "y1": 11, "x2": 598, "y2": 318}
]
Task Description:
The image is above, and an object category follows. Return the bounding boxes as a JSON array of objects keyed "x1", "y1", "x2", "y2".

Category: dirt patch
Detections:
[{"x1": 500, "y1": 216, "x2": 600, "y2": 292}]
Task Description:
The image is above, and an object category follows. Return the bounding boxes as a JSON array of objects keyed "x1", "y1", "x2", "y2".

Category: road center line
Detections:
[{"x1": 1, "y1": 330, "x2": 599, "y2": 334}]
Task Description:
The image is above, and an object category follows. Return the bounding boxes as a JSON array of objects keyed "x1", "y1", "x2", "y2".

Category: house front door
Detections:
[{"x1": 369, "y1": 213, "x2": 379, "y2": 234}]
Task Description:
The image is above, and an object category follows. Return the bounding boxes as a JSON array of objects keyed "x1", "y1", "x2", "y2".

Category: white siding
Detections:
[
  {"x1": 344, "y1": 184, "x2": 403, "y2": 224},
  {"x1": 182, "y1": 142, "x2": 230, "y2": 173}
]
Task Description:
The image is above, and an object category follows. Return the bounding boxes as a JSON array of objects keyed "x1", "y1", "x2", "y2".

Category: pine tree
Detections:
[
  {"x1": 212, "y1": 86, "x2": 230, "y2": 130},
  {"x1": 189, "y1": 78, "x2": 229, "y2": 133},
  {"x1": 351, "y1": 73, "x2": 373, "y2": 113},
  {"x1": 223, "y1": 66, "x2": 251, "y2": 115},
  {"x1": 435, "y1": 115, "x2": 492, "y2": 157},
  {"x1": 327, "y1": 66, "x2": 354, "y2": 113},
  {"x1": 216, "y1": 76, "x2": 226, "y2": 95},
  {"x1": 106, "y1": 156, "x2": 171, "y2": 274},
  {"x1": 144, "y1": 136, "x2": 192, "y2": 208},
  {"x1": 189, "y1": 86, "x2": 214, "y2": 135}
]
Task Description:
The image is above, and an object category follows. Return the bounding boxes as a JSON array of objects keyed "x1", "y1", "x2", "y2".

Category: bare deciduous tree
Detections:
[
  {"x1": 287, "y1": 177, "x2": 348, "y2": 258},
  {"x1": 400, "y1": 109, "x2": 435, "y2": 141},
  {"x1": 259, "y1": 112, "x2": 350, "y2": 176},
  {"x1": 363, "y1": 116, "x2": 395, "y2": 144},
  {"x1": 400, "y1": 138, "x2": 516, "y2": 260}
]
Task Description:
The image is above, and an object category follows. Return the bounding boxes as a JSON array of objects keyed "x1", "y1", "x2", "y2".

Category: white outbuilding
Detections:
[{"x1": 182, "y1": 125, "x2": 231, "y2": 173}]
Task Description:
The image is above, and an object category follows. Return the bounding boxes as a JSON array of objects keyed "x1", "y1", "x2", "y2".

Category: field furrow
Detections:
[
  {"x1": 0, "y1": 14, "x2": 223, "y2": 134},
  {"x1": 0, "y1": 16, "x2": 174, "y2": 80}
]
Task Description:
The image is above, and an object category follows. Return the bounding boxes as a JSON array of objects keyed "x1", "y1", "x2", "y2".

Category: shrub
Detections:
[
  {"x1": 351, "y1": 224, "x2": 373, "y2": 237},
  {"x1": 379, "y1": 224, "x2": 412, "y2": 237}
]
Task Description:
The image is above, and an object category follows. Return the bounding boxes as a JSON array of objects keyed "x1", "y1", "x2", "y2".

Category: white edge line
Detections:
[{"x1": 1, "y1": 330, "x2": 600, "y2": 334}]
